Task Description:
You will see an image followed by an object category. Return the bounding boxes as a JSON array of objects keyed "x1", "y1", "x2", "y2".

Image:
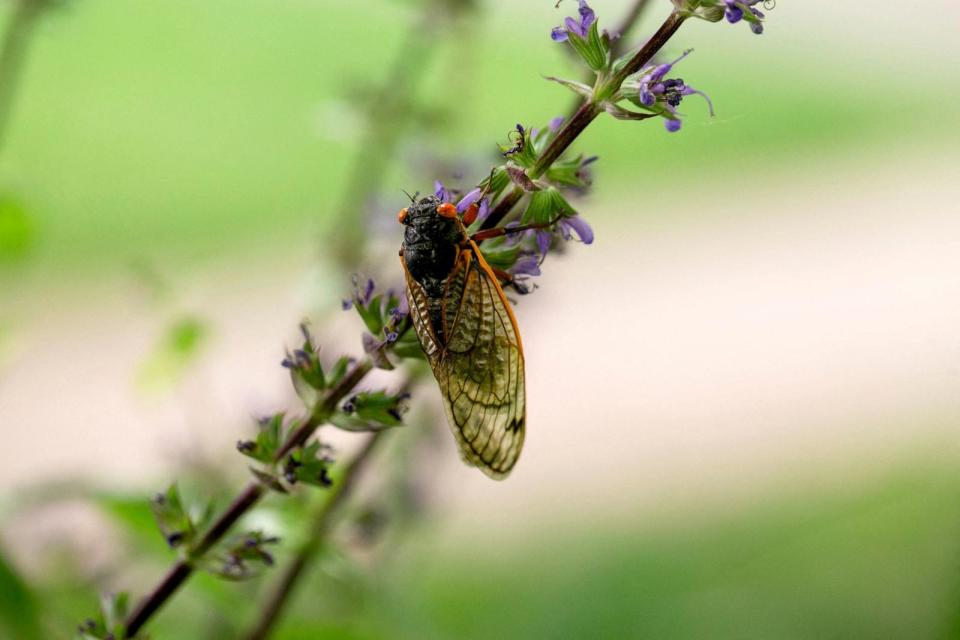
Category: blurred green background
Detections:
[{"x1": 2, "y1": 0, "x2": 960, "y2": 638}]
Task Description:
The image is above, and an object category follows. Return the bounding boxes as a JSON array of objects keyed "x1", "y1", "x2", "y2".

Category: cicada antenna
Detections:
[{"x1": 400, "y1": 189, "x2": 419, "y2": 203}]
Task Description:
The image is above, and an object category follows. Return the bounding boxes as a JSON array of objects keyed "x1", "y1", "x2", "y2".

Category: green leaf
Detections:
[
  {"x1": 565, "y1": 21, "x2": 607, "y2": 71},
  {"x1": 150, "y1": 483, "x2": 196, "y2": 550},
  {"x1": 0, "y1": 544, "x2": 42, "y2": 639},
  {"x1": 137, "y1": 314, "x2": 211, "y2": 389},
  {"x1": 330, "y1": 390, "x2": 406, "y2": 432},
  {"x1": 544, "y1": 75, "x2": 594, "y2": 99},
  {"x1": 391, "y1": 331, "x2": 425, "y2": 361},
  {"x1": 521, "y1": 187, "x2": 576, "y2": 225}
]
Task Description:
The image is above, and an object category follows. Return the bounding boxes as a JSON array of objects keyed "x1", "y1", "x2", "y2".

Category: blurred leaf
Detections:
[
  {"x1": 137, "y1": 314, "x2": 210, "y2": 389},
  {"x1": 0, "y1": 195, "x2": 36, "y2": 264},
  {"x1": 0, "y1": 544, "x2": 43, "y2": 639}
]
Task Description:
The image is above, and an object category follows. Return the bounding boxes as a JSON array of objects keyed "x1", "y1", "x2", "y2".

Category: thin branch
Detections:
[
  {"x1": 243, "y1": 431, "x2": 386, "y2": 640},
  {"x1": 124, "y1": 357, "x2": 375, "y2": 637},
  {"x1": 325, "y1": 1, "x2": 476, "y2": 271},
  {"x1": 610, "y1": 0, "x2": 654, "y2": 60},
  {"x1": 481, "y1": 11, "x2": 687, "y2": 231}
]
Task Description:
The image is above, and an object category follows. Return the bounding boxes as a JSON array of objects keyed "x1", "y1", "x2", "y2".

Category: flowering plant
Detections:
[{"x1": 62, "y1": 0, "x2": 774, "y2": 637}]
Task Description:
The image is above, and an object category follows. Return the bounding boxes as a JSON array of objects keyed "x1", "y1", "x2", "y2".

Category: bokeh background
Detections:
[{"x1": 2, "y1": 0, "x2": 960, "y2": 637}]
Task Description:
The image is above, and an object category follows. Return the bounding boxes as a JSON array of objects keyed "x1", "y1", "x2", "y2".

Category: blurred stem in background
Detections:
[
  {"x1": 244, "y1": 431, "x2": 386, "y2": 640},
  {"x1": 325, "y1": 0, "x2": 479, "y2": 270},
  {"x1": 0, "y1": 0, "x2": 49, "y2": 157}
]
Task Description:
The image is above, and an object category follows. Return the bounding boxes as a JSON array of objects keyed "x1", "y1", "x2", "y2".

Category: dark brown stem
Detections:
[
  {"x1": 124, "y1": 356, "x2": 375, "y2": 637},
  {"x1": 243, "y1": 432, "x2": 386, "y2": 640},
  {"x1": 609, "y1": 11, "x2": 687, "y2": 89},
  {"x1": 482, "y1": 11, "x2": 686, "y2": 232},
  {"x1": 563, "y1": 0, "x2": 654, "y2": 121},
  {"x1": 0, "y1": 0, "x2": 41, "y2": 156}
]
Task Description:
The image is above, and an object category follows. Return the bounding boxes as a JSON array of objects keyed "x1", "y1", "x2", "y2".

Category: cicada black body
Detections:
[{"x1": 399, "y1": 195, "x2": 525, "y2": 479}]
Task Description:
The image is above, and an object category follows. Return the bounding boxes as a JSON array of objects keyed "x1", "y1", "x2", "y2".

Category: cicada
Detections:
[{"x1": 398, "y1": 194, "x2": 533, "y2": 479}]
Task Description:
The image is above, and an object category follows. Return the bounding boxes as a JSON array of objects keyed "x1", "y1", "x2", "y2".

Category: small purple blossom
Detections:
[
  {"x1": 722, "y1": 0, "x2": 766, "y2": 33},
  {"x1": 363, "y1": 278, "x2": 375, "y2": 304},
  {"x1": 551, "y1": 0, "x2": 596, "y2": 41},
  {"x1": 456, "y1": 188, "x2": 482, "y2": 213},
  {"x1": 724, "y1": 0, "x2": 743, "y2": 23},
  {"x1": 434, "y1": 180, "x2": 452, "y2": 203},
  {"x1": 511, "y1": 253, "x2": 542, "y2": 277},
  {"x1": 558, "y1": 216, "x2": 594, "y2": 244},
  {"x1": 474, "y1": 198, "x2": 490, "y2": 224},
  {"x1": 548, "y1": 116, "x2": 565, "y2": 132},
  {"x1": 536, "y1": 230, "x2": 551, "y2": 261},
  {"x1": 637, "y1": 50, "x2": 714, "y2": 132}
]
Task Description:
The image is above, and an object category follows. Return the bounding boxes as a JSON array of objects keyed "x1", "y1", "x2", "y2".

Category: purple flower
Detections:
[
  {"x1": 558, "y1": 216, "x2": 594, "y2": 244},
  {"x1": 724, "y1": 0, "x2": 743, "y2": 23},
  {"x1": 722, "y1": 0, "x2": 766, "y2": 33},
  {"x1": 434, "y1": 180, "x2": 451, "y2": 203},
  {"x1": 456, "y1": 188, "x2": 482, "y2": 213},
  {"x1": 636, "y1": 50, "x2": 714, "y2": 132},
  {"x1": 475, "y1": 198, "x2": 491, "y2": 224},
  {"x1": 536, "y1": 229, "x2": 551, "y2": 261},
  {"x1": 551, "y1": 0, "x2": 596, "y2": 41},
  {"x1": 511, "y1": 253, "x2": 542, "y2": 277},
  {"x1": 548, "y1": 116, "x2": 565, "y2": 132}
]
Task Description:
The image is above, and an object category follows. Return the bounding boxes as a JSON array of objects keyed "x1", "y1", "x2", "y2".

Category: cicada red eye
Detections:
[
  {"x1": 397, "y1": 208, "x2": 408, "y2": 224},
  {"x1": 436, "y1": 203, "x2": 457, "y2": 219}
]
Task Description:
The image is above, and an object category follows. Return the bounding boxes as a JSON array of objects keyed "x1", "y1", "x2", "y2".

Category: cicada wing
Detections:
[
  {"x1": 436, "y1": 245, "x2": 526, "y2": 479},
  {"x1": 402, "y1": 257, "x2": 442, "y2": 367}
]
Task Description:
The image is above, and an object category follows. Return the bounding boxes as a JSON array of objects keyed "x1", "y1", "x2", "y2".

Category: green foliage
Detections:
[
  {"x1": 203, "y1": 531, "x2": 279, "y2": 581},
  {"x1": 565, "y1": 21, "x2": 608, "y2": 72},
  {"x1": 150, "y1": 484, "x2": 198, "y2": 551},
  {"x1": 282, "y1": 440, "x2": 334, "y2": 487},
  {"x1": 75, "y1": 592, "x2": 130, "y2": 640},
  {"x1": 330, "y1": 390, "x2": 408, "y2": 432},
  {"x1": 0, "y1": 544, "x2": 42, "y2": 639},
  {"x1": 237, "y1": 413, "x2": 291, "y2": 465},
  {"x1": 137, "y1": 315, "x2": 210, "y2": 389}
]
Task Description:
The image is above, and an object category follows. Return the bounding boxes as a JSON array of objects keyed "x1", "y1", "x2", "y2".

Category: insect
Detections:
[{"x1": 398, "y1": 193, "x2": 547, "y2": 479}]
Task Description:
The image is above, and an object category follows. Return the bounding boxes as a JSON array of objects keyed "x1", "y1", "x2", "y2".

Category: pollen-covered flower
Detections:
[
  {"x1": 551, "y1": 0, "x2": 596, "y2": 41},
  {"x1": 634, "y1": 50, "x2": 714, "y2": 133}
]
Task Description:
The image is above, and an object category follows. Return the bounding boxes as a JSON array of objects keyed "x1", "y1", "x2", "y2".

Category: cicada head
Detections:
[{"x1": 399, "y1": 196, "x2": 464, "y2": 294}]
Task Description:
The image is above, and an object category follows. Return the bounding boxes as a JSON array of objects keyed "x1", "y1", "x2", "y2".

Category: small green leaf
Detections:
[
  {"x1": 150, "y1": 484, "x2": 196, "y2": 550},
  {"x1": 544, "y1": 75, "x2": 594, "y2": 98},
  {"x1": 331, "y1": 390, "x2": 406, "y2": 432},
  {"x1": 138, "y1": 314, "x2": 211, "y2": 389}
]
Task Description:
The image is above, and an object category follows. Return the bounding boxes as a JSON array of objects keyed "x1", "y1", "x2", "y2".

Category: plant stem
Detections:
[
  {"x1": 326, "y1": 0, "x2": 475, "y2": 271},
  {"x1": 563, "y1": 0, "x2": 653, "y2": 120},
  {"x1": 481, "y1": 10, "x2": 686, "y2": 231},
  {"x1": 124, "y1": 357, "x2": 375, "y2": 637},
  {"x1": 0, "y1": 0, "x2": 42, "y2": 157},
  {"x1": 120, "y1": 10, "x2": 689, "y2": 637},
  {"x1": 243, "y1": 431, "x2": 386, "y2": 640}
]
